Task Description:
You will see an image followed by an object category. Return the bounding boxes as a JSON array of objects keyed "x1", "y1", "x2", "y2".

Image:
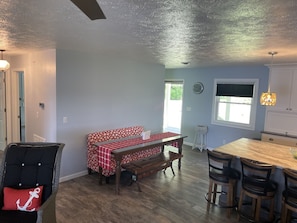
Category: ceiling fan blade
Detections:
[{"x1": 70, "y1": 0, "x2": 106, "y2": 20}]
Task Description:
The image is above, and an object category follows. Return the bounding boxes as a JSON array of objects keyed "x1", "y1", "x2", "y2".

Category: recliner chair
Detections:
[{"x1": 0, "y1": 142, "x2": 64, "y2": 223}]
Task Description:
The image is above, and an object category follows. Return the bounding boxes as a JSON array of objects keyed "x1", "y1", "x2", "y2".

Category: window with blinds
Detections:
[{"x1": 212, "y1": 79, "x2": 259, "y2": 130}]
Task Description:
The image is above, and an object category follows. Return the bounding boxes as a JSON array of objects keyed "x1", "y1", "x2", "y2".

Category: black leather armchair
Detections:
[{"x1": 0, "y1": 142, "x2": 64, "y2": 223}]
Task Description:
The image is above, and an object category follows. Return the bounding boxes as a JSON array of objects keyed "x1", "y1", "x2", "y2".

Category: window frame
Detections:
[{"x1": 211, "y1": 78, "x2": 259, "y2": 130}]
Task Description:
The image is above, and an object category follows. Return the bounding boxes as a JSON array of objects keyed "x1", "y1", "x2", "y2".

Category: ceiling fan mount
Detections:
[{"x1": 70, "y1": 0, "x2": 106, "y2": 20}]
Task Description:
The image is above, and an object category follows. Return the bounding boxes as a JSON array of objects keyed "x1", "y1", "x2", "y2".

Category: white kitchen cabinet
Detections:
[
  {"x1": 264, "y1": 110, "x2": 297, "y2": 136},
  {"x1": 269, "y1": 65, "x2": 297, "y2": 111},
  {"x1": 264, "y1": 64, "x2": 297, "y2": 136}
]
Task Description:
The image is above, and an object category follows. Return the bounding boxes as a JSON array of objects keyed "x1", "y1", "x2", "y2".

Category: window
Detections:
[{"x1": 212, "y1": 79, "x2": 259, "y2": 130}]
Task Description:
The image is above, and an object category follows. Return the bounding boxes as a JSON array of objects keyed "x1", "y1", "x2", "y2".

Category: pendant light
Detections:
[
  {"x1": 0, "y1": 50, "x2": 10, "y2": 71},
  {"x1": 260, "y1": 52, "x2": 277, "y2": 106}
]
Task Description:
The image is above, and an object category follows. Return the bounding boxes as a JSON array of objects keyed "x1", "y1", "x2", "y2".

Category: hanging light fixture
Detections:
[
  {"x1": 0, "y1": 50, "x2": 10, "y2": 71},
  {"x1": 260, "y1": 52, "x2": 277, "y2": 106}
]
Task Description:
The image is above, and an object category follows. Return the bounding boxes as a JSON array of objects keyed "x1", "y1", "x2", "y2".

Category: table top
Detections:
[
  {"x1": 112, "y1": 134, "x2": 186, "y2": 155},
  {"x1": 215, "y1": 138, "x2": 297, "y2": 171},
  {"x1": 95, "y1": 132, "x2": 180, "y2": 151}
]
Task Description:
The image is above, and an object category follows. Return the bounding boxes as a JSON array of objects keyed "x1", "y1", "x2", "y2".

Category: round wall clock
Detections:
[{"x1": 193, "y1": 82, "x2": 204, "y2": 94}]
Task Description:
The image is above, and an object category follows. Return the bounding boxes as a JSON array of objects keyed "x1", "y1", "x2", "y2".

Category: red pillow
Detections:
[{"x1": 2, "y1": 186, "x2": 43, "y2": 212}]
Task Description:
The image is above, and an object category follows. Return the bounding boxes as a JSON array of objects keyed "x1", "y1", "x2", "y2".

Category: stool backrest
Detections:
[
  {"x1": 207, "y1": 150, "x2": 234, "y2": 183},
  {"x1": 283, "y1": 168, "x2": 297, "y2": 203},
  {"x1": 240, "y1": 158, "x2": 275, "y2": 196}
]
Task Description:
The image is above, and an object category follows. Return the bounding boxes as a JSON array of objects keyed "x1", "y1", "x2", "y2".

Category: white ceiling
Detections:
[{"x1": 2, "y1": 0, "x2": 297, "y2": 68}]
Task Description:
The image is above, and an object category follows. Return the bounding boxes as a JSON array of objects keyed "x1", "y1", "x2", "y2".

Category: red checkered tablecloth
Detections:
[{"x1": 96, "y1": 132, "x2": 179, "y2": 176}]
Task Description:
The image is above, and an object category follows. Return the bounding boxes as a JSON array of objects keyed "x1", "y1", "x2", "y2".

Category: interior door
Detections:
[{"x1": 0, "y1": 71, "x2": 6, "y2": 150}]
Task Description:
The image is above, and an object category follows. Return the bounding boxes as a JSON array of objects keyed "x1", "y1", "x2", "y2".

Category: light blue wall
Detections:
[
  {"x1": 56, "y1": 49, "x2": 165, "y2": 178},
  {"x1": 165, "y1": 66, "x2": 269, "y2": 149}
]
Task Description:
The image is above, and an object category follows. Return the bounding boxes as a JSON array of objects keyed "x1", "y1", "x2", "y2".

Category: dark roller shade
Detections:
[{"x1": 216, "y1": 84, "x2": 253, "y2": 97}]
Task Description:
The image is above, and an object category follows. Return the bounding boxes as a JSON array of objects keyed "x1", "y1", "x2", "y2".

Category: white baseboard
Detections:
[
  {"x1": 59, "y1": 170, "x2": 88, "y2": 183},
  {"x1": 184, "y1": 141, "x2": 213, "y2": 151},
  {"x1": 183, "y1": 141, "x2": 192, "y2": 146}
]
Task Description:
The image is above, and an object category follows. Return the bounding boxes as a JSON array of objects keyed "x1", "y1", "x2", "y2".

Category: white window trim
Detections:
[{"x1": 211, "y1": 78, "x2": 259, "y2": 130}]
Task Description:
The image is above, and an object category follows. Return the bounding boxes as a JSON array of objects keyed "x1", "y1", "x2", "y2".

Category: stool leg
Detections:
[
  {"x1": 252, "y1": 198, "x2": 256, "y2": 218},
  {"x1": 237, "y1": 190, "x2": 244, "y2": 221},
  {"x1": 207, "y1": 180, "x2": 213, "y2": 212},
  {"x1": 213, "y1": 184, "x2": 217, "y2": 203},
  {"x1": 281, "y1": 202, "x2": 286, "y2": 223},
  {"x1": 227, "y1": 183, "x2": 233, "y2": 218},
  {"x1": 255, "y1": 198, "x2": 261, "y2": 222},
  {"x1": 268, "y1": 198, "x2": 275, "y2": 222},
  {"x1": 287, "y1": 209, "x2": 292, "y2": 223}
]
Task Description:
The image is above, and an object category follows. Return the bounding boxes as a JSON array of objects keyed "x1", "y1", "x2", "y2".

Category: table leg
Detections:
[
  {"x1": 178, "y1": 138, "x2": 183, "y2": 170},
  {"x1": 115, "y1": 158, "x2": 122, "y2": 195}
]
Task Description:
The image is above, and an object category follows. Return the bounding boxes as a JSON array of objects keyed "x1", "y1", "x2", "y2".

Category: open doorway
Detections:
[
  {"x1": 18, "y1": 71, "x2": 25, "y2": 142},
  {"x1": 0, "y1": 71, "x2": 7, "y2": 150},
  {"x1": 163, "y1": 80, "x2": 184, "y2": 134},
  {"x1": 9, "y1": 70, "x2": 25, "y2": 142},
  {"x1": 0, "y1": 70, "x2": 25, "y2": 149}
]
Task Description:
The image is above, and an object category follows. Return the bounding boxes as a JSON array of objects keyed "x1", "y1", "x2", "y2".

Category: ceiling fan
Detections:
[{"x1": 70, "y1": 0, "x2": 106, "y2": 20}]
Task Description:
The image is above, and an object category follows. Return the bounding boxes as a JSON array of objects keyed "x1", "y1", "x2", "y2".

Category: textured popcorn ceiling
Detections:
[{"x1": 1, "y1": 0, "x2": 297, "y2": 68}]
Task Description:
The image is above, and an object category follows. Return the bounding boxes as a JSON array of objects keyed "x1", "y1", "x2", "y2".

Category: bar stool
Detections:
[
  {"x1": 206, "y1": 150, "x2": 240, "y2": 217},
  {"x1": 192, "y1": 125, "x2": 207, "y2": 151},
  {"x1": 237, "y1": 158, "x2": 278, "y2": 222},
  {"x1": 281, "y1": 168, "x2": 297, "y2": 223}
]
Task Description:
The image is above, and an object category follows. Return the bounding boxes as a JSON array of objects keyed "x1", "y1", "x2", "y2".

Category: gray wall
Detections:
[
  {"x1": 9, "y1": 50, "x2": 57, "y2": 144},
  {"x1": 165, "y1": 66, "x2": 269, "y2": 149},
  {"x1": 9, "y1": 50, "x2": 270, "y2": 180},
  {"x1": 56, "y1": 49, "x2": 165, "y2": 178}
]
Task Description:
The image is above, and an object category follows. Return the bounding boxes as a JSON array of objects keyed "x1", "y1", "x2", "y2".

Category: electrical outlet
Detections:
[{"x1": 63, "y1": 117, "x2": 68, "y2": 123}]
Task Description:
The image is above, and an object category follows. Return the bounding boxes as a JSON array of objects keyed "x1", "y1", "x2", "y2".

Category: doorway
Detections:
[
  {"x1": 0, "y1": 70, "x2": 25, "y2": 150},
  {"x1": 0, "y1": 71, "x2": 7, "y2": 150},
  {"x1": 18, "y1": 71, "x2": 25, "y2": 142},
  {"x1": 163, "y1": 80, "x2": 184, "y2": 134},
  {"x1": 9, "y1": 70, "x2": 25, "y2": 143}
]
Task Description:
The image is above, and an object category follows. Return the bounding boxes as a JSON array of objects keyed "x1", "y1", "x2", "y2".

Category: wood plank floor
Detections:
[{"x1": 56, "y1": 146, "x2": 253, "y2": 223}]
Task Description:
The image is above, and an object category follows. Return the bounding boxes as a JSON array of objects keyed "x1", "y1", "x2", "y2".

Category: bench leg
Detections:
[
  {"x1": 136, "y1": 182, "x2": 142, "y2": 192},
  {"x1": 170, "y1": 164, "x2": 175, "y2": 175},
  {"x1": 132, "y1": 175, "x2": 142, "y2": 192}
]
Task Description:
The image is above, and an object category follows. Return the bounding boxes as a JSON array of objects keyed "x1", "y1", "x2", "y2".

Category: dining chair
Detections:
[
  {"x1": 206, "y1": 150, "x2": 240, "y2": 217},
  {"x1": 0, "y1": 142, "x2": 64, "y2": 223},
  {"x1": 237, "y1": 158, "x2": 278, "y2": 222},
  {"x1": 281, "y1": 168, "x2": 297, "y2": 223}
]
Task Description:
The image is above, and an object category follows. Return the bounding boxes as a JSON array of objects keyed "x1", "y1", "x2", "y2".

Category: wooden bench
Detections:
[{"x1": 121, "y1": 150, "x2": 183, "y2": 191}]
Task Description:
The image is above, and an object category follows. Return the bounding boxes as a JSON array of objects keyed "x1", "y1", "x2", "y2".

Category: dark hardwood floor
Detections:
[{"x1": 56, "y1": 146, "x2": 252, "y2": 223}]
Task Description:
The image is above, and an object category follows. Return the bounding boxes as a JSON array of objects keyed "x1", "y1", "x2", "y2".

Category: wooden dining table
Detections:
[
  {"x1": 214, "y1": 137, "x2": 297, "y2": 213},
  {"x1": 215, "y1": 137, "x2": 297, "y2": 170},
  {"x1": 95, "y1": 132, "x2": 186, "y2": 194}
]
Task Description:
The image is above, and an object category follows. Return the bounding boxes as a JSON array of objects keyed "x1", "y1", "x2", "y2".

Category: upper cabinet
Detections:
[
  {"x1": 264, "y1": 64, "x2": 297, "y2": 136},
  {"x1": 269, "y1": 66, "x2": 297, "y2": 112}
]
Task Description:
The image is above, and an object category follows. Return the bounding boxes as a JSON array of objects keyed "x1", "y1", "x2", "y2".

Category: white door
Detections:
[
  {"x1": 163, "y1": 80, "x2": 184, "y2": 134},
  {"x1": 0, "y1": 71, "x2": 6, "y2": 150}
]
